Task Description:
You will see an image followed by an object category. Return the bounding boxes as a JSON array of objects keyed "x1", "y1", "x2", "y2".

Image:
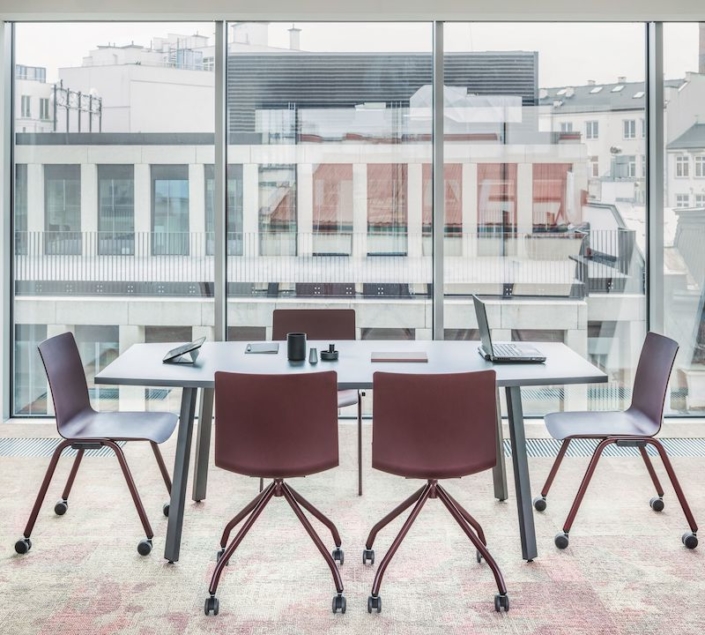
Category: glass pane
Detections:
[
  {"x1": 13, "y1": 23, "x2": 214, "y2": 415},
  {"x1": 445, "y1": 23, "x2": 646, "y2": 414},
  {"x1": 663, "y1": 23, "x2": 705, "y2": 415}
]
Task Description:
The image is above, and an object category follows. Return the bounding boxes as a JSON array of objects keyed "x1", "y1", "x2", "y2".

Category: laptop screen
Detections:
[{"x1": 472, "y1": 295, "x2": 494, "y2": 356}]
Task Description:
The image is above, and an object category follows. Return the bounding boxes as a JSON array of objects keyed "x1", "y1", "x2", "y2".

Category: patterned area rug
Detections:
[{"x1": 1, "y1": 423, "x2": 704, "y2": 635}]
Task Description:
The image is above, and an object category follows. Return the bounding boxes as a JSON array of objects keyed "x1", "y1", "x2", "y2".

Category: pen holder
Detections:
[{"x1": 287, "y1": 332, "x2": 307, "y2": 361}]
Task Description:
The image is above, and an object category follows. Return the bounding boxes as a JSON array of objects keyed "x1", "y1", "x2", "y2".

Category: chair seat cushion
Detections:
[
  {"x1": 337, "y1": 389, "x2": 359, "y2": 409},
  {"x1": 62, "y1": 409, "x2": 178, "y2": 444},
  {"x1": 544, "y1": 408, "x2": 658, "y2": 440}
]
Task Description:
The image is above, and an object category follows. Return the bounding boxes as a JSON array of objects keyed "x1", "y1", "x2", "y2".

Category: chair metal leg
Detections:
[
  {"x1": 150, "y1": 441, "x2": 172, "y2": 495},
  {"x1": 259, "y1": 477, "x2": 264, "y2": 493},
  {"x1": 365, "y1": 485, "x2": 426, "y2": 549},
  {"x1": 357, "y1": 391, "x2": 363, "y2": 496},
  {"x1": 442, "y1": 488, "x2": 487, "y2": 545},
  {"x1": 540, "y1": 438, "x2": 571, "y2": 498},
  {"x1": 436, "y1": 485, "x2": 507, "y2": 596},
  {"x1": 370, "y1": 482, "x2": 432, "y2": 597},
  {"x1": 288, "y1": 485, "x2": 341, "y2": 547},
  {"x1": 21, "y1": 439, "x2": 73, "y2": 538},
  {"x1": 639, "y1": 446, "x2": 665, "y2": 498},
  {"x1": 562, "y1": 438, "x2": 612, "y2": 533},
  {"x1": 104, "y1": 440, "x2": 154, "y2": 540},
  {"x1": 208, "y1": 482, "x2": 276, "y2": 595},
  {"x1": 646, "y1": 439, "x2": 699, "y2": 532},
  {"x1": 281, "y1": 482, "x2": 344, "y2": 594},
  {"x1": 60, "y1": 448, "x2": 84, "y2": 501},
  {"x1": 220, "y1": 484, "x2": 274, "y2": 548}
]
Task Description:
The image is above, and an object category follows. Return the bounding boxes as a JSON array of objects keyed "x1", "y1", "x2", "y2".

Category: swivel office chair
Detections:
[
  {"x1": 15, "y1": 332, "x2": 176, "y2": 556},
  {"x1": 533, "y1": 332, "x2": 698, "y2": 550},
  {"x1": 272, "y1": 308, "x2": 365, "y2": 495},
  {"x1": 204, "y1": 370, "x2": 346, "y2": 616},
  {"x1": 363, "y1": 370, "x2": 509, "y2": 613}
]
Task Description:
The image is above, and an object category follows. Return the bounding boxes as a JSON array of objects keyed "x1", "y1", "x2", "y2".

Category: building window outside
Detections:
[
  {"x1": 478, "y1": 163, "x2": 517, "y2": 231},
  {"x1": 623, "y1": 119, "x2": 636, "y2": 139},
  {"x1": 627, "y1": 155, "x2": 637, "y2": 178},
  {"x1": 676, "y1": 193, "x2": 690, "y2": 208},
  {"x1": 589, "y1": 156, "x2": 600, "y2": 178},
  {"x1": 205, "y1": 164, "x2": 244, "y2": 256},
  {"x1": 695, "y1": 155, "x2": 705, "y2": 178},
  {"x1": 14, "y1": 324, "x2": 48, "y2": 415},
  {"x1": 641, "y1": 118, "x2": 646, "y2": 138},
  {"x1": 151, "y1": 165, "x2": 189, "y2": 256},
  {"x1": 695, "y1": 194, "x2": 705, "y2": 207},
  {"x1": 676, "y1": 154, "x2": 690, "y2": 178},
  {"x1": 203, "y1": 57, "x2": 214, "y2": 71},
  {"x1": 20, "y1": 95, "x2": 31, "y2": 118},
  {"x1": 312, "y1": 164, "x2": 353, "y2": 255},
  {"x1": 641, "y1": 154, "x2": 646, "y2": 178},
  {"x1": 259, "y1": 165, "x2": 297, "y2": 256},
  {"x1": 586, "y1": 120, "x2": 599, "y2": 139},
  {"x1": 422, "y1": 163, "x2": 462, "y2": 238},
  {"x1": 14, "y1": 164, "x2": 28, "y2": 255},
  {"x1": 560, "y1": 121, "x2": 573, "y2": 132},
  {"x1": 44, "y1": 164, "x2": 81, "y2": 255},
  {"x1": 367, "y1": 163, "x2": 408, "y2": 255},
  {"x1": 98, "y1": 165, "x2": 135, "y2": 255},
  {"x1": 39, "y1": 97, "x2": 50, "y2": 120},
  {"x1": 74, "y1": 325, "x2": 120, "y2": 411}
]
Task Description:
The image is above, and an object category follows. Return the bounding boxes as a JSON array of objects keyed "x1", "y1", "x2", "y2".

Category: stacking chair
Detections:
[
  {"x1": 533, "y1": 332, "x2": 698, "y2": 550},
  {"x1": 272, "y1": 308, "x2": 365, "y2": 495},
  {"x1": 14, "y1": 332, "x2": 177, "y2": 556},
  {"x1": 363, "y1": 370, "x2": 509, "y2": 613},
  {"x1": 204, "y1": 370, "x2": 346, "y2": 617}
]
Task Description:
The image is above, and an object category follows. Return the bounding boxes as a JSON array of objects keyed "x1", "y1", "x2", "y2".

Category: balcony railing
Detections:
[{"x1": 13, "y1": 230, "x2": 639, "y2": 299}]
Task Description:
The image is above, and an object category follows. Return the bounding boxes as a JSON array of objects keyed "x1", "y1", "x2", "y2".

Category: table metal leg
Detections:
[
  {"x1": 492, "y1": 387, "x2": 509, "y2": 501},
  {"x1": 164, "y1": 387, "x2": 198, "y2": 563},
  {"x1": 192, "y1": 387, "x2": 214, "y2": 502},
  {"x1": 505, "y1": 386, "x2": 538, "y2": 561}
]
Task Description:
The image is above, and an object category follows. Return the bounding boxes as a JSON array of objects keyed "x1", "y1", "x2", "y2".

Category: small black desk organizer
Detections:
[{"x1": 320, "y1": 344, "x2": 339, "y2": 361}]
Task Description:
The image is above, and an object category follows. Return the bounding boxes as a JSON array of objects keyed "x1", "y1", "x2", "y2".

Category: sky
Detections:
[{"x1": 14, "y1": 21, "x2": 701, "y2": 88}]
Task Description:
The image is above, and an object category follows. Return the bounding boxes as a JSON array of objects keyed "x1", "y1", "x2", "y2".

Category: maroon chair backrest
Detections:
[
  {"x1": 214, "y1": 370, "x2": 339, "y2": 478},
  {"x1": 627, "y1": 332, "x2": 679, "y2": 434},
  {"x1": 272, "y1": 309, "x2": 356, "y2": 341},
  {"x1": 37, "y1": 332, "x2": 93, "y2": 435},
  {"x1": 372, "y1": 370, "x2": 498, "y2": 479}
]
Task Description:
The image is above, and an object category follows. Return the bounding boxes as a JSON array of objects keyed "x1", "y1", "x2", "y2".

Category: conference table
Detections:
[{"x1": 95, "y1": 339, "x2": 607, "y2": 564}]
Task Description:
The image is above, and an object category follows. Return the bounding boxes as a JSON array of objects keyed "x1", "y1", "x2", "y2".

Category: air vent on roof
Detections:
[
  {"x1": 633, "y1": 91, "x2": 644, "y2": 99},
  {"x1": 612, "y1": 85, "x2": 624, "y2": 92},
  {"x1": 556, "y1": 88, "x2": 567, "y2": 96},
  {"x1": 553, "y1": 100, "x2": 563, "y2": 107},
  {"x1": 539, "y1": 88, "x2": 548, "y2": 99},
  {"x1": 590, "y1": 86, "x2": 603, "y2": 93},
  {"x1": 565, "y1": 87, "x2": 574, "y2": 98}
]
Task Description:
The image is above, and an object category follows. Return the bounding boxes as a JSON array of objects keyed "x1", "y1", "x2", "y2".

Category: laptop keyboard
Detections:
[{"x1": 493, "y1": 343, "x2": 524, "y2": 357}]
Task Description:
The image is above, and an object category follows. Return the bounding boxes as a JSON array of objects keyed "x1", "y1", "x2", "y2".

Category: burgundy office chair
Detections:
[
  {"x1": 272, "y1": 308, "x2": 365, "y2": 495},
  {"x1": 15, "y1": 332, "x2": 176, "y2": 556},
  {"x1": 533, "y1": 332, "x2": 698, "y2": 550},
  {"x1": 204, "y1": 370, "x2": 346, "y2": 617},
  {"x1": 363, "y1": 370, "x2": 509, "y2": 613}
]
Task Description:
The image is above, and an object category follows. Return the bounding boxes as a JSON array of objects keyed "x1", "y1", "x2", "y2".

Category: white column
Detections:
[
  {"x1": 516, "y1": 163, "x2": 533, "y2": 239},
  {"x1": 407, "y1": 163, "x2": 423, "y2": 258},
  {"x1": 242, "y1": 163, "x2": 259, "y2": 257},
  {"x1": 462, "y1": 162, "x2": 478, "y2": 257},
  {"x1": 352, "y1": 163, "x2": 368, "y2": 258},
  {"x1": 134, "y1": 164, "x2": 151, "y2": 257},
  {"x1": 81, "y1": 163, "x2": 98, "y2": 256},
  {"x1": 189, "y1": 163, "x2": 206, "y2": 256},
  {"x1": 297, "y1": 163, "x2": 313, "y2": 256},
  {"x1": 118, "y1": 325, "x2": 145, "y2": 412}
]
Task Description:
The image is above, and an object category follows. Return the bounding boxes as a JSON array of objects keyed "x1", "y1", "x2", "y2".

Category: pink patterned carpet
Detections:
[{"x1": 1, "y1": 423, "x2": 704, "y2": 635}]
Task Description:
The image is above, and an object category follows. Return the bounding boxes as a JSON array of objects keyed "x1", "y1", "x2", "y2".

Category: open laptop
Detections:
[{"x1": 472, "y1": 295, "x2": 546, "y2": 363}]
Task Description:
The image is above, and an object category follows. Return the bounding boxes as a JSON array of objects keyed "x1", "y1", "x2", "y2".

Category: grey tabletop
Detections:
[{"x1": 95, "y1": 340, "x2": 607, "y2": 390}]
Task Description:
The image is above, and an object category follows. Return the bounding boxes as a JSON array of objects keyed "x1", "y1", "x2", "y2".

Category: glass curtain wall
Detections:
[
  {"x1": 224, "y1": 23, "x2": 433, "y2": 342},
  {"x1": 12, "y1": 22, "x2": 214, "y2": 415},
  {"x1": 662, "y1": 23, "x2": 705, "y2": 415},
  {"x1": 444, "y1": 23, "x2": 647, "y2": 414}
]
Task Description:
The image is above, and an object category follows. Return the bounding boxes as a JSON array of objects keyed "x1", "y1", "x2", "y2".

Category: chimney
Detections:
[
  {"x1": 587, "y1": 79, "x2": 596, "y2": 86},
  {"x1": 700, "y1": 23, "x2": 705, "y2": 74},
  {"x1": 289, "y1": 25, "x2": 301, "y2": 51},
  {"x1": 618, "y1": 76, "x2": 626, "y2": 84}
]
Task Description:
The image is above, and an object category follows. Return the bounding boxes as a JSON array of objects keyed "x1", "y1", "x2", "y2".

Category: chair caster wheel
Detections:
[
  {"x1": 494, "y1": 594, "x2": 510, "y2": 612},
  {"x1": 204, "y1": 596, "x2": 219, "y2": 616},
  {"x1": 368, "y1": 595, "x2": 382, "y2": 613},
  {"x1": 332, "y1": 594, "x2": 346, "y2": 614},
  {"x1": 476, "y1": 550, "x2": 483, "y2": 563},
  {"x1": 332, "y1": 547, "x2": 344, "y2": 565},
  {"x1": 362, "y1": 548, "x2": 375, "y2": 565},
  {"x1": 682, "y1": 532, "x2": 698, "y2": 549},
  {"x1": 137, "y1": 538, "x2": 153, "y2": 556},
  {"x1": 533, "y1": 496, "x2": 547, "y2": 512},
  {"x1": 163, "y1": 503, "x2": 169, "y2": 517},
  {"x1": 14, "y1": 537, "x2": 32, "y2": 555},
  {"x1": 54, "y1": 499, "x2": 68, "y2": 516},
  {"x1": 649, "y1": 496, "x2": 664, "y2": 512},
  {"x1": 554, "y1": 532, "x2": 570, "y2": 549},
  {"x1": 216, "y1": 548, "x2": 229, "y2": 566}
]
